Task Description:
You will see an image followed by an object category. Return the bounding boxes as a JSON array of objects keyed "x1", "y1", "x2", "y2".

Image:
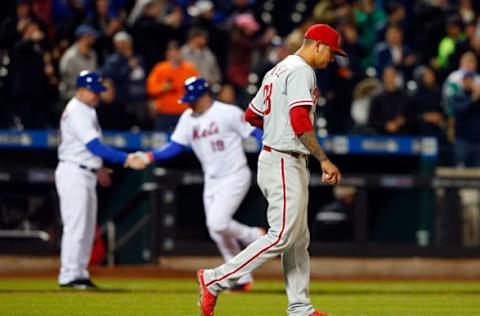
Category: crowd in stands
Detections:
[{"x1": 1, "y1": 0, "x2": 480, "y2": 166}]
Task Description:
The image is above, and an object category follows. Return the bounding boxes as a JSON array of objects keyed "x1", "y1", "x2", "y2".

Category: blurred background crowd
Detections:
[{"x1": 1, "y1": 0, "x2": 480, "y2": 166}]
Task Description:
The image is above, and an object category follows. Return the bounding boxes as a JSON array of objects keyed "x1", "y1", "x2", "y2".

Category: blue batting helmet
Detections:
[
  {"x1": 179, "y1": 77, "x2": 209, "y2": 103},
  {"x1": 76, "y1": 71, "x2": 107, "y2": 93}
]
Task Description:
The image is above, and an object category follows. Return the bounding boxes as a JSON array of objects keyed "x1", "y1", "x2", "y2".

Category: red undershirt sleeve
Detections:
[
  {"x1": 245, "y1": 106, "x2": 264, "y2": 129},
  {"x1": 290, "y1": 105, "x2": 314, "y2": 136}
]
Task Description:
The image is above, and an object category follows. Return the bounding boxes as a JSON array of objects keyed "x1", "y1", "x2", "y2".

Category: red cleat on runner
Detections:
[
  {"x1": 310, "y1": 311, "x2": 329, "y2": 316},
  {"x1": 197, "y1": 269, "x2": 217, "y2": 316}
]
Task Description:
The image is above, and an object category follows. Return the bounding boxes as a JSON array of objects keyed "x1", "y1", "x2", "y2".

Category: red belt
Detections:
[{"x1": 263, "y1": 145, "x2": 306, "y2": 159}]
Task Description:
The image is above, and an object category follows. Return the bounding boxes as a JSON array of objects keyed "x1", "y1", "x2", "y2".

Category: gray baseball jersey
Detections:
[
  {"x1": 203, "y1": 54, "x2": 319, "y2": 315},
  {"x1": 248, "y1": 54, "x2": 318, "y2": 154}
]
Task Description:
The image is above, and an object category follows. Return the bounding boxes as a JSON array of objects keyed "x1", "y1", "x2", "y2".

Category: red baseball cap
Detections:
[{"x1": 304, "y1": 24, "x2": 348, "y2": 57}]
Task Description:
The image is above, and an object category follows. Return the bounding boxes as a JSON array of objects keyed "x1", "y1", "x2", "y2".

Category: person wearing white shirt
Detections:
[
  {"x1": 136, "y1": 77, "x2": 264, "y2": 291},
  {"x1": 56, "y1": 71, "x2": 145, "y2": 289}
]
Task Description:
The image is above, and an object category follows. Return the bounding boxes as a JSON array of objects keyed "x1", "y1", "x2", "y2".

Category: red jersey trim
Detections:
[{"x1": 249, "y1": 103, "x2": 264, "y2": 116}]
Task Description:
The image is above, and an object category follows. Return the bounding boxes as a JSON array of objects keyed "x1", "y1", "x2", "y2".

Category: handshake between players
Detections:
[{"x1": 123, "y1": 151, "x2": 154, "y2": 170}]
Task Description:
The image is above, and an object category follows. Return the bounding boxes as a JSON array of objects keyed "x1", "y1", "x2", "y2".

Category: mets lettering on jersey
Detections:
[
  {"x1": 193, "y1": 122, "x2": 219, "y2": 140},
  {"x1": 171, "y1": 100, "x2": 254, "y2": 178},
  {"x1": 248, "y1": 54, "x2": 318, "y2": 155}
]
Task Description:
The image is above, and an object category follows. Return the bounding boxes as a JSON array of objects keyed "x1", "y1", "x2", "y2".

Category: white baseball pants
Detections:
[
  {"x1": 203, "y1": 149, "x2": 314, "y2": 315},
  {"x1": 55, "y1": 162, "x2": 97, "y2": 284},
  {"x1": 204, "y1": 166, "x2": 262, "y2": 285}
]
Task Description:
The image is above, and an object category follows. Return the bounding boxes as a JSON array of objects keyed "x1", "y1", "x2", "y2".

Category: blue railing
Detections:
[{"x1": 0, "y1": 129, "x2": 438, "y2": 159}]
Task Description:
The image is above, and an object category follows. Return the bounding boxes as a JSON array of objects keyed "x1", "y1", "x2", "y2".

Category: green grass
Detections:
[{"x1": 1, "y1": 278, "x2": 480, "y2": 315}]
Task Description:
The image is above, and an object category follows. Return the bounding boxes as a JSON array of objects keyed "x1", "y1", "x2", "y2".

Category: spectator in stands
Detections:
[
  {"x1": 350, "y1": 78, "x2": 383, "y2": 134},
  {"x1": 381, "y1": 1, "x2": 408, "y2": 39},
  {"x1": 368, "y1": 66, "x2": 411, "y2": 135},
  {"x1": 162, "y1": 4, "x2": 187, "y2": 44},
  {"x1": 84, "y1": 0, "x2": 122, "y2": 64},
  {"x1": 52, "y1": 0, "x2": 87, "y2": 44},
  {"x1": 96, "y1": 79, "x2": 131, "y2": 130},
  {"x1": 0, "y1": 0, "x2": 477, "y2": 138},
  {"x1": 354, "y1": 0, "x2": 387, "y2": 69},
  {"x1": 459, "y1": 0, "x2": 476, "y2": 25},
  {"x1": 181, "y1": 27, "x2": 221, "y2": 87},
  {"x1": 337, "y1": 22, "x2": 366, "y2": 81},
  {"x1": 411, "y1": 0, "x2": 448, "y2": 67},
  {"x1": 435, "y1": 16, "x2": 465, "y2": 71},
  {"x1": 326, "y1": 24, "x2": 366, "y2": 134},
  {"x1": 226, "y1": 13, "x2": 275, "y2": 106},
  {"x1": 129, "y1": 0, "x2": 174, "y2": 72},
  {"x1": 447, "y1": 71, "x2": 480, "y2": 167},
  {"x1": 443, "y1": 51, "x2": 480, "y2": 143},
  {"x1": 444, "y1": 52, "x2": 480, "y2": 166},
  {"x1": 188, "y1": 0, "x2": 230, "y2": 74},
  {"x1": 59, "y1": 24, "x2": 98, "y2": 101},
  {"x1": 448, "y1": 21, "x2": 480, "y2": 74},
  {"x1": 410, "y1": 66, "x2": 445, "y2": 137},
  {"x1": 0, "y1": 0, "x2": 40, "y2": 52},
  {"x1": 374, "y1": 24, "x2": 416, "y2": 80},
  {"x1": 146, "y1": 41, "x2": 199, "y2": 131},
  {"x1": 102, "y1": 31, "x2": 148, "y2": 128},
  {"x1": 8, "y1": 19, "x2": 58, "y2": 128},
  {"x1": 443, "y1": 52, "x2": 480, "y2": 112}
]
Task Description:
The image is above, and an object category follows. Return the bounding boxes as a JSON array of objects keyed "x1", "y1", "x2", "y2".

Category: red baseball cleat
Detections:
[
  {"x1": 310, "y1": 311, "x2": 329, "y2": 316},
  {"x1": 197, "y1": 269, "x2": 217, "y2": 316}
]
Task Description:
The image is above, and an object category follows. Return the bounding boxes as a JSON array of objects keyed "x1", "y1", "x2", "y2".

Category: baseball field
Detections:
[{"x1": 1, "y1": 278, "x2": 480, "y2": 315}]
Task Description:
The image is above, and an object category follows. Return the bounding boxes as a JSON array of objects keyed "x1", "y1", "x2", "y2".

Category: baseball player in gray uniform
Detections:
[
  {"x1": 56, "y1": 71, "x2": 145, "y2": 289},
  {"x1": 197, "y1": 24, "x2": 346, "y2": 316}
]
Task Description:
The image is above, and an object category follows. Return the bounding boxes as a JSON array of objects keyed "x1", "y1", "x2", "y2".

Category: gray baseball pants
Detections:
[{"x1": 203, "y1": 149, "x2": 315, "y2": 316}]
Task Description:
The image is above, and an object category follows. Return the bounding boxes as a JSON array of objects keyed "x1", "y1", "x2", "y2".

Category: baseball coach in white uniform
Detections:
[
  {"x1": 56, "y1": 71, "x2": 145, "y2": 289},
  {"x1": 136, "y1": 77, "x2": 265, "y2": 291},
  {"x1": 197, "y1": 24, "x2": 345, "y2": 316}
]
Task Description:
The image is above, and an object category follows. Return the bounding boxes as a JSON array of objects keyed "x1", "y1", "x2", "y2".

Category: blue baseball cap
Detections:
[
  {"x1": 76, "y1": 71, "x2": 107, "y2": 93},
  {"x1": 179, "y1": 77, "x2": 209, "y2": 103},
  {"x1": 75, "y1": 24, "x2": 99, "y2": 38}
]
